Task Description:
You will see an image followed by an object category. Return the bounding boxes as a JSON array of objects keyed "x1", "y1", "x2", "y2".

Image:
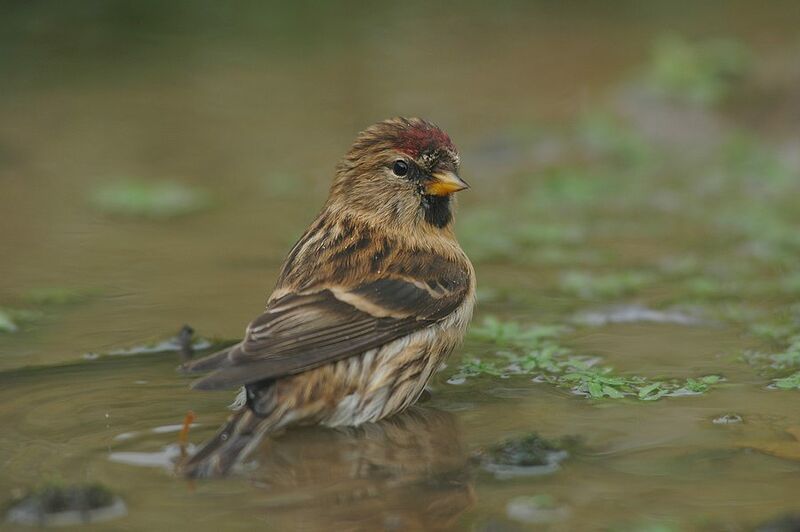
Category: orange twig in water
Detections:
[{"x1": 179, "y1": 411, "x2": 196, "y2": 459}]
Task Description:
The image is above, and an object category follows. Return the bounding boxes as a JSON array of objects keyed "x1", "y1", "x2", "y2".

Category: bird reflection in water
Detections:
[{"x1": 242, "y1": 407, "x2": 473, "y2": 531}]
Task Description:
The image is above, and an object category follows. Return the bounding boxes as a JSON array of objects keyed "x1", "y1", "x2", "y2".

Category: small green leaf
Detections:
[
  {"x1": 603, "y1": 385, "x2": 625, "y2": 398},
  {"x1": 456, "y1": 318, "x2": 724, "y2": 401},
  {"x1": 588, "y1": 382, "x2": 604, "y2": 398},
  {"x1": 0, "y1": 307, "x2": 42, "y2": 334},
  {"x1": 0, "y1": 310, "x2": 17, "y2": 333},
  {"x1": 773, "y1": 372, "x2": 800, "y2": 390},
  {"x1": 637, "y1": 382, "x2": 671, "y2": 401},
  {"x1": 25, "y1": 287, "x2": 96, "y2": 306}
]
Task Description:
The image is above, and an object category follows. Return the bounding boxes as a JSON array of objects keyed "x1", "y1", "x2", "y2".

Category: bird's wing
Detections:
[{"x1": 183, "y1": 272, "x2": 469, "y2": 390}]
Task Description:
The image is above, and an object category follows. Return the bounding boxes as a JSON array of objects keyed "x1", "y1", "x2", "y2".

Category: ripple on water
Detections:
[
  {"x1": 573, "y1": 304, "x2": 709, "y2": 327},
  {"x1": 109, "y1": 443, "x2": 196, "y2": 469}
]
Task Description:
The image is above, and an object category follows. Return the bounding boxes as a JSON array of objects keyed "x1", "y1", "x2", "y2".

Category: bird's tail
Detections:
[{"x1": 178, "y1": 408, "x2": 279, "y2": 478}]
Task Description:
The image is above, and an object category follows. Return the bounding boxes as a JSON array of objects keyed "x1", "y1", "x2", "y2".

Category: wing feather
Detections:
[
  {"x1": 182, "y1": 214, "x2": 472, "y2": 390},
  {"x1": 184, "y1": 273, "x2": 467, "y2": 390}
]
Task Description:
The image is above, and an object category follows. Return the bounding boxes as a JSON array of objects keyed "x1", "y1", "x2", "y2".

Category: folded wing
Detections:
[{"x1": 183, "y1": 274, "x2": 467, "y2": 390}]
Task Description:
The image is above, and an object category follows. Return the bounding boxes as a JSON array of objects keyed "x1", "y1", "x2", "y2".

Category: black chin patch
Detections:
[{"x1": 421, "y1": 194, "x2": 452, "y2": 228}]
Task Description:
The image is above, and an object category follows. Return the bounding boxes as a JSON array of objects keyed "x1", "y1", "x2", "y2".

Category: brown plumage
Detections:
[{"x1": 180, "y1": 117, "x2": 475, "y2": 477}]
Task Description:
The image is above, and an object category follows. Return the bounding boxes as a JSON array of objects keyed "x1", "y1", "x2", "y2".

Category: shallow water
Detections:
[{"x1": 2, "y1": 2, "x2": 800, "y2": 530}]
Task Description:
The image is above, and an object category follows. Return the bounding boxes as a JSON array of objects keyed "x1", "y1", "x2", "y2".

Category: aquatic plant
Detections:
[
  {"x1": 559, "y1": 270, "x2": 654, "y2": 299},
  {"x1": 90, "y1": 180, "x2": 210, "y2": 219},
  {"x1": 456, "y1": 318, "x2": 723, "y2": 400},
  {"x1": 643, "y1": 34, "x2": 752, "y2": 105},
  {"x1": 0, "y1": 309, "x2": 17, "y2": 333},
  {"x1": 0, "y1": 307, "x2": 42, "y2": 334},
  {"x1": 24, "y1": 287, "x2": 96, "y2": 306},
  {"x1": 772, "y1": 372, "x2": 800, "y2": 390},
  {"x1": 468, "y1": 317, "x2": 565, "y2": 347},
  {"x1": 459, "y1": 209, "x2": 585, "y2": 263},
  {"x1": 742, "y1": 325, "x2": 800, "y2": 377},
  {"x1": 575, "y1": 112, "x2": 654, "y2": 170},
  {"x1": 610, "y1": 520, "x2": 682, "y2": 532},
  {"x1": 720, "y1": 133, "x2": 799, "y2": 195},
  {"x1": 533, "y1": 167, "x2": 623, "y2": 208},
  {"x1": 770, "y1": 337, "x2": 800, "y2": 369}
]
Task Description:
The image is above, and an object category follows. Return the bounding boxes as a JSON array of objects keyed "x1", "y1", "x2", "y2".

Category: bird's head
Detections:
[{"x1": 329, "y1": 117, "x2": 468, "y2": 230}]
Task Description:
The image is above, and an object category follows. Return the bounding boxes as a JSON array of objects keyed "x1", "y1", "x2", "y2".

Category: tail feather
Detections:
[
  {"x1": 179, "y1": 345, "x2": 236, "y2": 374},
  {"x1": 179, "y1": 408, "x2": 275, "y2": 478}
]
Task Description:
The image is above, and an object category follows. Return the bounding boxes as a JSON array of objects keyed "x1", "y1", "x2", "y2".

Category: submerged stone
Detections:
[
  {"x1": 5, "y1": 484, "x2": 126, "y2": 527},
  {"x1": 712, "y1": 413, "x2": 744, "y2": 425},
  {"x1": 573, "y1": 304, "x2": 707, "y2": 327},
  {"x1": 506, "y1": 495, "x2": 571, "y2": 524},
  {"x1": 756, "y1": 514, "x2": 800, "y2": 532},
  {"x1": 477, "y1": 433, "x2": 574, "y2": 478},
  {"x1": 87, "y1": 326, "x2": 227, "y2": 360}
]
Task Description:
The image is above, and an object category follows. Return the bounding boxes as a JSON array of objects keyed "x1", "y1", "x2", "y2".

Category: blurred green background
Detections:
[{"x1": 2, "y1": 0, "x2": 799, "y2": 359}]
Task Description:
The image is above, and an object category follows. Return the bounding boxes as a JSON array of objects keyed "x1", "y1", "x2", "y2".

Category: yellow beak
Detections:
[{"x1": 424, "y1": 171, "x2": 470, "y2": 196}]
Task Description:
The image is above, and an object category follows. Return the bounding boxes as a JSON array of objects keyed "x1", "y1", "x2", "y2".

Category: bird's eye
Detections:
[{"x1": 392, "y1": 160, "x2": 409, "y2": 177}]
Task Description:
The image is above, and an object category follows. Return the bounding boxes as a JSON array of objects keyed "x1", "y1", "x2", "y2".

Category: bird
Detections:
[{"x1": 179, "y1": 117, "x2": 475, "y2": 478}]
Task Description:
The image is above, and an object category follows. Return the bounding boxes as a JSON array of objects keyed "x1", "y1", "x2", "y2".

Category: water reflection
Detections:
[
  {"x1": 245, "y1": 407, "x2": 473, "y2": 531},
  {"x1": 4, "y1": 1, "x2": 800, "y2": 528}
]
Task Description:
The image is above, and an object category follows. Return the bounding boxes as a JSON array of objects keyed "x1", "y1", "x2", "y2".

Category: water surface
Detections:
[{"x1": 2, "y1": 2, "x2": 800, "y2": 530}]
